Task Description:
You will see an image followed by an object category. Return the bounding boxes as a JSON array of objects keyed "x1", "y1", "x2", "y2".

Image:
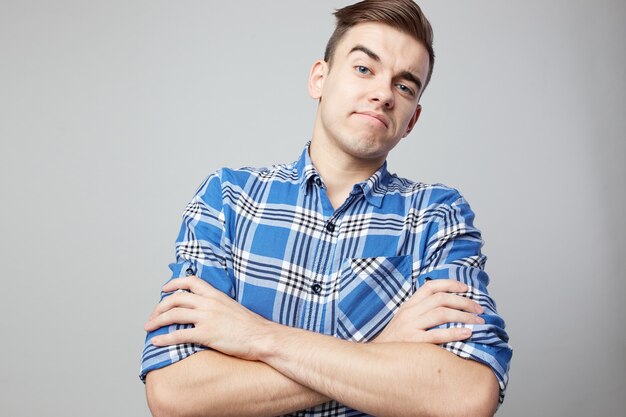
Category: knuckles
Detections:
[{"x1": 431, "y1": 292, "x2": 448, "y2": 304}]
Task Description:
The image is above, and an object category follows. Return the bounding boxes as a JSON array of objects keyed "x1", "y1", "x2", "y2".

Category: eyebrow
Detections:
[
  {"x1": 349, "y1": 45, "x2": 381, "y2": 62},
  {"x1": 399, "y1": 70, "x2": 423, "y2": 92},
  {"x1": 348, "y1": 44, "x2": 423, "y2": 92}
]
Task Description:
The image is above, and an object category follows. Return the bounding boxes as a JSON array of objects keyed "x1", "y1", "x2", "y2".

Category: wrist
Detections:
[{"x1": 249, "y1": 319, "x2": 283, "y2": 362}]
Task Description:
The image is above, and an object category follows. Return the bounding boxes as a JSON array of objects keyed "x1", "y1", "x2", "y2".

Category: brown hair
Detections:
[{"x1": 324, "y1": 0, "x2": 435, "y2": 89}]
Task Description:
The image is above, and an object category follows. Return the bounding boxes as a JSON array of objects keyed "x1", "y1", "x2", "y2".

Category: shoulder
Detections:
[
  {"x1": 217, "y1": 161, "x2": 299, "y2": 187},
  {"x1": 384, "y1": 174, "x2": 482, "y2": 240},
  {"x1": 194, "y1": 161, "x2": 299, "y2": 199},
  {"x1": 385, "y1": 172, "x2": 466, "y2": 209}
]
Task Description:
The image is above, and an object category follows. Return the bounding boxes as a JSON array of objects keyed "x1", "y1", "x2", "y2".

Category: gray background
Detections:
[{"x1": 1, "y1": 0, "x2": 624, "y2": 416}]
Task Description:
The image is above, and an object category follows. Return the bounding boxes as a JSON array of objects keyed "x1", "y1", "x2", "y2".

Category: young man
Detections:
[{"x1": 141, "y1": 1, "x2": 512, "y2": 416}]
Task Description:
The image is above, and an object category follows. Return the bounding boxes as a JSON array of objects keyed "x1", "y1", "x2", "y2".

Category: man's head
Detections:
[
  {"x1": 307, "y1": 1, "x2": 434, "y2": 167},
  {"x1": 324, "y1": 0, "x2": 435, "y2": 89}
]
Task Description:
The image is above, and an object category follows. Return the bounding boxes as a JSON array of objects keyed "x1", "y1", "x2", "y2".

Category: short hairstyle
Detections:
[{"x1": 324, "y1": 0, "x2": 435, "y2": 89}]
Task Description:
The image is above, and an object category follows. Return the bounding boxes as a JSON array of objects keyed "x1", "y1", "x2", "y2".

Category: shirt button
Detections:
[
  {"x1": 326, "y1": 222, "x2": 335, "y2": 233},
  {"x1": 185, "y1": 267, "x2": 195, "y2": 276},
  {"x1": 311, "y1": 283, "x2": 322, "y2": 294},
  {"x1": 315, "y1": 177, "x2": 322, "y2": 186}
]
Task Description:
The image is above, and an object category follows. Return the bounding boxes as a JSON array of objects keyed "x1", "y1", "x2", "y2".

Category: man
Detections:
[{"x1": 141, "y1": 1, "x2": 512, "y2": 416}]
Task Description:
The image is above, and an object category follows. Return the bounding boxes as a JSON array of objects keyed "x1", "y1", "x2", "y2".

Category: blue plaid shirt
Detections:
[{"x1": 141, "y1": 144, "x2": 512, "y2": 416}]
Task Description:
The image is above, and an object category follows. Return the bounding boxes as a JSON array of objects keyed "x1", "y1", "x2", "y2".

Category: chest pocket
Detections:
[{"x1": 336, "y1": 255, "x2": 413, "y2": 342}]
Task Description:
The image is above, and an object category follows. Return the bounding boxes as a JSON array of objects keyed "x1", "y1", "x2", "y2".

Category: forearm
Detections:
[
  {"x1": 146, "y1": 349, "x2": 329, "y2": 417},
  {"x1": 145, "y1": 277, "x2": 501, "y2": 416},
  {"x1": 258, "y1": 325, "x2": 499, "y2": 417}
]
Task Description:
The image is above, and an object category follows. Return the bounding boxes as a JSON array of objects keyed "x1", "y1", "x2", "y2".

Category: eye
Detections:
[
  {"x1": 354, "y1": 65, "x2": 371, "y2": 75},
  {"x1": 395, "y1": 83, "x2": 415, "y2": 96}
]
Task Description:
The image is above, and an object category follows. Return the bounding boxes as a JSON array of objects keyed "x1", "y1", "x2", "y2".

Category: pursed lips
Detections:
[{"x1": 354, "y1": 111, "x2": 389, "y2": 128}]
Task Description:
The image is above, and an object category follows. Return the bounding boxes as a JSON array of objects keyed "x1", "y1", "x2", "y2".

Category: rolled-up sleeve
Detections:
[
  {"x1": 140, "y1": 172, "x2": 234, "y2": 382},
  {"x1": 416, "y1": 191, "x2": 512, "y2": 404}
]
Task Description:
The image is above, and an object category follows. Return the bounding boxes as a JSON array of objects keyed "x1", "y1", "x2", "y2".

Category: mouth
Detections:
[{"x1": 354, "y1": 111, "x2": 389, "y2": 128}]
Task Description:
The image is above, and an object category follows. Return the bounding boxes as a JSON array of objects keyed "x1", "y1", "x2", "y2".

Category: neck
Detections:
[{"x1": 309, "y1": 139, "x2": 384, "y2": 209}]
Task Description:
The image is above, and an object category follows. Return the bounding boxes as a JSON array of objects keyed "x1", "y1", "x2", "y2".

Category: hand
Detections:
[
  {"x1": 373, "y1": 279, "x2": 485, "y2": 344},
  {"x1": 144, "y1": 276, "x2": 272, "y2": 361}
]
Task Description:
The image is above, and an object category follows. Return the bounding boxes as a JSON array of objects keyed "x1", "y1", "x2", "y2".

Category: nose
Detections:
[{"x1": 369, "y1": 79, "x2": 394, "y2": 109}]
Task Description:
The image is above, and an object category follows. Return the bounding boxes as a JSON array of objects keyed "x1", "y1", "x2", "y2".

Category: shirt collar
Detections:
[
  {"x1": 357, "y1": 162, "x2": 389, "y2": 208},
  {"x1": 295, "y1": 142, "x2": 320, "y2": 188},
  {"x1": 294, "y1": 142, "x2": 389, "y2": 208}
]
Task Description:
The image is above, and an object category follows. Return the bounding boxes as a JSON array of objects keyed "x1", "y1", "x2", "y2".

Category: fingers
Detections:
[
  {"x1": 149, "y1": 291, "x2": 200, "y2": 320},
  {"x1": 162, "y1": 275, "x2": 215, "y2": 297},
  {"x1": 375, "y1": 279, "x2": 486, "y2": 344},
  {"x1": 410, "y1": 279, "x2": 468, "y2": 303},
  {"x1": 418, "y1": 278, "x2": 468, "y2": 295},
  {"x1": 414, "y1": 306, "x2": 485, "y2": 330},
  {"x1": 408, "y1": 279, "x2": 483, "y2": 314},
  {"x1": 144, "y1": 307, "x2": 200, "y2": 331},
  {"x1": 374, "y1": 324, "x2": 475, "y2": 345},
  {"x1": 151, "y1": 328, "x2": 198, "y2": 346},
  {"x1": 145, "y1": 276, "x2": 228, "y2": 338},
  {"x1": 418, "y1": 292, "x2": 484, "y2": 315},
  {"x1": 148, "y1": 276, "x2": 220, "y2": 320},
  {"x1": 419, "y1": 327, "x2": 472, "y2": 345}
]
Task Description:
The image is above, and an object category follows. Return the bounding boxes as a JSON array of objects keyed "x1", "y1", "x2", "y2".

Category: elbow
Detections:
[
  {"x1": 457, "y1": 369, "x2": 500, "y2": 417},
  {"x1": 145, "y1": 371, "x2": 171, "y2": 417},
  {"x1": 145, "y1": 367, "x2": 225, "y2": 417},
  {"x1": 145, "y1": 370, "x2": 186, "y2": 417},
  {"x1": 461, "y1": 398, "x2": 497, "y2": 417}
]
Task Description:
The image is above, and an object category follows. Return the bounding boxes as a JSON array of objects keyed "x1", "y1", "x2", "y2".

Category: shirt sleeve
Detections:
[
  {"x1": 416, "y1": 190, "x2": 512, "y2": 405},
  {"x1": 139, "y1": 171, "x2": 234, "y2": 382}
]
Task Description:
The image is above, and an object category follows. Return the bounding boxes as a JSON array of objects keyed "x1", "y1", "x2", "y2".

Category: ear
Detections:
[
  {"x1": 403, "y1": 104, "x2": 422, "y2": 137},
  {"x1": 308, "y1": 60, "x2": 328, "y2": 99}
]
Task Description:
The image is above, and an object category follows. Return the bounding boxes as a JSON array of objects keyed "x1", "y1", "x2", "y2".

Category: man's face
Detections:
[{"x1": 309, "y1": 22, "x2": 430, "y2": 164}]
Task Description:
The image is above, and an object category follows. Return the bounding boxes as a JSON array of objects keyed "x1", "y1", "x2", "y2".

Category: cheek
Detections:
[
  {"x1": 398, "y1": 104, "x2": 418, "y2": 127},
  {"x1": 325, "y1": 75, "x2": 360, "y2": 102},
  {"x1": 322, "y1": 90, "x2": 349, "y2": 119}
]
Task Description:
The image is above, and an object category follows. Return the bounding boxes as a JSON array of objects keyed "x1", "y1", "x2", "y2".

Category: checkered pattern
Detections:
[{"x1": 140, "y1": 144, "x2": 512, "y2": 415}]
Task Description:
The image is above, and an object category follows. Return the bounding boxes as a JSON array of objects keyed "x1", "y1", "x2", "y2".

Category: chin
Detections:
[
  {"x1": 346, "y1": 137, "x2": 397, "y2": 159},
  {"x1": 345, "y1": 144, "x2": 390, "y2": 162}
]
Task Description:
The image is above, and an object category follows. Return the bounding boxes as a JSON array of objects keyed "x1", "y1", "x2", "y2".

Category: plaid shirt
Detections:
[{"x1": 140, "y1": 144, "x2": 512, "y2": 416}]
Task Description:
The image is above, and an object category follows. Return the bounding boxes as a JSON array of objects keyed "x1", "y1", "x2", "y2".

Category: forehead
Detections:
[{"x1": 335, "y1": 22, "x2": 430, "y2": 80}]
